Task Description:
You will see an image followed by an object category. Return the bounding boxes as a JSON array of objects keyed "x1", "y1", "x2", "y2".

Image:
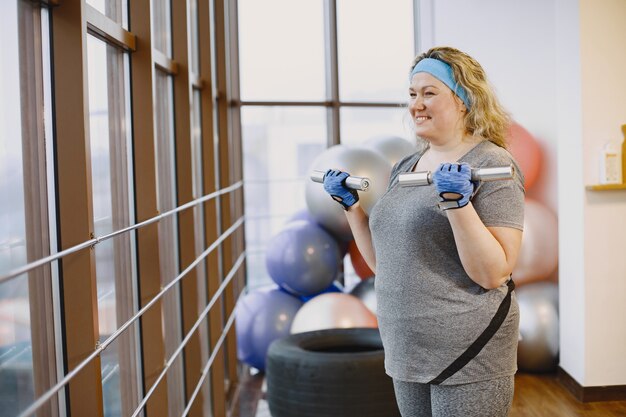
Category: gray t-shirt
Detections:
[{"x1": 369, "y1": 140, "x2": 525, "y2": 385}]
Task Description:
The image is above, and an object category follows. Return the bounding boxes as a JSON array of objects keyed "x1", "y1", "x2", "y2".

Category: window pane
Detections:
[
  {"x1": 86, "y1": 0, "x2": 129, "y2": 29},
  {"x1": 190, "y1": 0, "x2": 200, "y2": 75},
  {"x1": 0, "y1": 2, "x2": 34, "y2": 414},
  {"x1": 191, "y1": 90, "x2": 212, "y2": 411},
  {"x1": 87, "y1": 35, "x2": 115, "y2": 328},
  {"x1": 238, "y1": 0, "x2": 326, "y2": 101},
  {"x1": 241, "y1": 106, "x2": 327, "y2": 289},
  {"x1": 154, "y1": 70, "x2": 185, "y2": 416},
  {"x1": 153, "y1": 0, "x2": 172, "y2": 56},
  {"x1": 87, "y1": 35, "x2": 139, "y2": 416},
  {"x1": 337, "y1": 0, "x2": 414, "y2": 102},
  {"x1": 191, "y1": 88, "x2": 207, "y2": 327},
  {"x1": 340, "y1": 107, "x2": 412, "y2": 146}
]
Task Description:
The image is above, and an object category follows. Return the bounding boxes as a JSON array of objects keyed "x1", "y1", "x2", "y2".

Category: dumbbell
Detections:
[
  {"x1": 310, "y1": 170, "x2": 371, "y2": 191},
  {"x1": 310, "y1": 165, "x2": 515, "y2": 191},
  {"x1": 397, "y1": 165, "x2": 515, "y2": 186}
]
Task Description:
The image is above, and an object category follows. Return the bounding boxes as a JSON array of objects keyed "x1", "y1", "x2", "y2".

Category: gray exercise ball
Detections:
[
  {"x1": 364, "y1": 135, "x2": 418, "y2": 166},
  {"x1": 348, "y1": 276, "x2": 377, "y2": 315},
  {"x1": 517, "y1": 282, "x2": 559, "y2": 372},
  {"x1": 305, "y1": 145, "x2": 391, "y2": 241}
]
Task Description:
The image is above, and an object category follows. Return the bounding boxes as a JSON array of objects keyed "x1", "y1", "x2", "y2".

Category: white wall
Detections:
[
  {"x1": 555, "y1": 0, "x2": 586, "y2": 384},
  {"x1": 418, "y1": 0, "x2": 626, "y2": 387},
  {"x1": 578, "y1": 0, "x2": 626, "y2": 386}
]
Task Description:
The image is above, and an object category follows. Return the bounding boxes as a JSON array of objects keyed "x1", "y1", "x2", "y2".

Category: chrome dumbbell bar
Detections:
[
  {"x1": 310, "y1": 170, "x2": 371, "y2": 191},
  {"x1": 397, "y1": 165, "x2": 515, "y2": 187},
  {"x1": 310, "y1": 165, "x2": 515, "y2": 191}
]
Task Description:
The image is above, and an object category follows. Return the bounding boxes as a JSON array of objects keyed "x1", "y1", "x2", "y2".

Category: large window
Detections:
[
  {"x1": 238, "y1": 0, "x2": 416, "y2": 289},
  {"x1": 1, "y1": 0, "x2": 244, "y2": 416}
]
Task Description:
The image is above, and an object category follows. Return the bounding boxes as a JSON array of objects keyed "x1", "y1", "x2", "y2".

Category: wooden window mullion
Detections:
[
  {"x1": 197, "y1": 0, "x2": 229, "y2": 414},
  {"x1": 213, "y1": 0, "x2": 242, "y2": 396},
  {"x1": 51, "y1": 1, "x2": 104, "y2": 415},
  {"x1": 128, "y1": 0, "x2": 170, "y2": 416},
  {"x1": 171, "y1": 0, "x2": 207, "y2": 415}
]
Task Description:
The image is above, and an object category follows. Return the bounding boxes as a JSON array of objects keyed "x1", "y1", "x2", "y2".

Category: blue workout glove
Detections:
[
  {"x1": 323, "y1": 169, "x2": 359, "y2": 210},
  {"x1": 431, "y1": 163, "x2": 475, "y2": 210}
]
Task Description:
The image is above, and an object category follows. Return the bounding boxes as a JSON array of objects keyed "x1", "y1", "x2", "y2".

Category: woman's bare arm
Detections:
[
  {"x1": 445, "y1": 203, "x2": 522, "y2": 289},
  {"x1": 344, "y1": 202, "x2": 376, "y2": 273}
]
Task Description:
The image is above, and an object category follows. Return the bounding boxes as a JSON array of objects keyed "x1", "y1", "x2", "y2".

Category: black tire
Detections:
[{"x1": 266, "y1": 328, "x2": 401, "y2": 417}]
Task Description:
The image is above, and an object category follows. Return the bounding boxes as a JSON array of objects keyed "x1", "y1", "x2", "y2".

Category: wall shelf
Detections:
[{"x1": 586, "y1": 183, "x2": 626, "y2": 191}]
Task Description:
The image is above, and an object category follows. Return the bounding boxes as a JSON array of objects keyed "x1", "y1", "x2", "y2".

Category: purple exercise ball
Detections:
[
  {"x1": 266, "y1": 220, "x2": 341, "y2": 296},
  {"x1": 236, "y1": 287, "x2": 303, "y2": 371},
  {"x1": 299, "y1": 280, "x2": 344, "y2": 302},
  {"x1": 286, "y1": 208, "x2": 317, "y2": 225},
  {"x1": 286, "y1": 209, "x2": 348, "y2": 257}
]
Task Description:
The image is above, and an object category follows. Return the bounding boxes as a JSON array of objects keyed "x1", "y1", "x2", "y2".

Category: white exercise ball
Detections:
[
  {"x1": 364, "y1": 135, "x2": 417, "y2": 166},
  {"x1": 305, "y1": 145, "x2": 391, "y2": 241},
  {"x1": 348, "y1": 276, "x2": 377, "y2": 315},
  {"x1": 517, "y1": 282, "x2": 559, "y2": 372}
]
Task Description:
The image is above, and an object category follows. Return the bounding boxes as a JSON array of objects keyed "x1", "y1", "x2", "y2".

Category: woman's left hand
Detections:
[{"x1": 432, "y1": 163, "x2": 475, "y2": 210}]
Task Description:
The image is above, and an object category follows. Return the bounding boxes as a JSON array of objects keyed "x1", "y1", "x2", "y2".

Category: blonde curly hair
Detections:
[{"x1": 410, "y1": 46, "x2": 510, "y2": 148}]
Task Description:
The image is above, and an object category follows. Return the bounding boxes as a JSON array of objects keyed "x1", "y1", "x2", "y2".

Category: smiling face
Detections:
[{"x1": 408, "y1": 72, "x2": 467, "y2": 145}]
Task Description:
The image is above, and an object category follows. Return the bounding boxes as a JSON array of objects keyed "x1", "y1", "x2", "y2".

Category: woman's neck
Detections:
[
  {"x1": 414, "y1": 136, "x2": 481, "y2": 172},
  {"x1": 428, "y1": 135, "x2": 478, "y2": 157}
]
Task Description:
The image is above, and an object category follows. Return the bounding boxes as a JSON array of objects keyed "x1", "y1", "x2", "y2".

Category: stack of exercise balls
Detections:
[
  {"x1": 235, "y1": 136, "x2": 416, "y2": 371},
  {"x1": 507, "y1": 121, "x2": 560, "y2": 372}
]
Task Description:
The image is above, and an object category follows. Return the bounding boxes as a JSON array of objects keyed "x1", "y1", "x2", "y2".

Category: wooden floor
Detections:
[
  {"x1": 511, "y1": 373, "x2": 626, "y2": 417},
  {"x1": 230, "y1": 371, "x2": 626, "y2": 417}
]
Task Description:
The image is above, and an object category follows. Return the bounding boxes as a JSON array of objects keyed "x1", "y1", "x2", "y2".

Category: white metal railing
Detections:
[
  {"x1": 182, "y1": 290, "x2": 241, "y2": 417},
  {"x1": 17, "y1": 216, "x2": 244, "y2": 417},
  {"x1": 0, "y1": 181, "x2": 242, "y2": 285},
  {"x1": 15, "y1": 181, "x2": 246, "y2": 417},
  {"x1": 130, "y1": 252, "x2": 246, "y2": 417}
]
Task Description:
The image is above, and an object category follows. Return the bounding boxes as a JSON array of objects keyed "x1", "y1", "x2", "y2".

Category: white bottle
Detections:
[{"x1": 599, "y1": 139, "x2": 622, "y2": 184}]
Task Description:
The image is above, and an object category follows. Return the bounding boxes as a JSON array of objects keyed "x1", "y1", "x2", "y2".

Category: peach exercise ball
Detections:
[
  {"x1": 290, "y1": 293, "x2": 378, "y2": 334},
  {"x1": 507, "y1": 122, "x2": 543, "y2": 190},
  {"x1": 513, "y1": 199, "x2": 558, "y2": 285},
  {"x1": 348, "y1": 240, "x2": 375, "y2": 280}
]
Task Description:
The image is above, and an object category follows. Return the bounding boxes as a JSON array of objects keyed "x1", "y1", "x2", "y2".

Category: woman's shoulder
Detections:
[
  {"x1": 394, "y1": 153, "x2": 419, "y2": 171},
  {"x1": 387, "y1": 145, "x2": 425, "y2": 186},
  {"x1": 392, "y1": 144, "x2": 425, "y2": 172},
  {"x1": 468, "y1": 140, "x2": 526, "y2": 192},
  {"x1": 468, "y1": 140, "x2": 517, "y2": 167}
]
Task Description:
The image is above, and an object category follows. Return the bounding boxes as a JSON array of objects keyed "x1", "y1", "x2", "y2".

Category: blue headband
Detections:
[{"x1": 410, "y1": 58, "x2": 471, "y2": 109}]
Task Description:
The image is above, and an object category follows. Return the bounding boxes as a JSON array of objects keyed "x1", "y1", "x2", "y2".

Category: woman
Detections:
[{"x1": 323, "y1": 46, "x2": 525, "y2": 417}]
